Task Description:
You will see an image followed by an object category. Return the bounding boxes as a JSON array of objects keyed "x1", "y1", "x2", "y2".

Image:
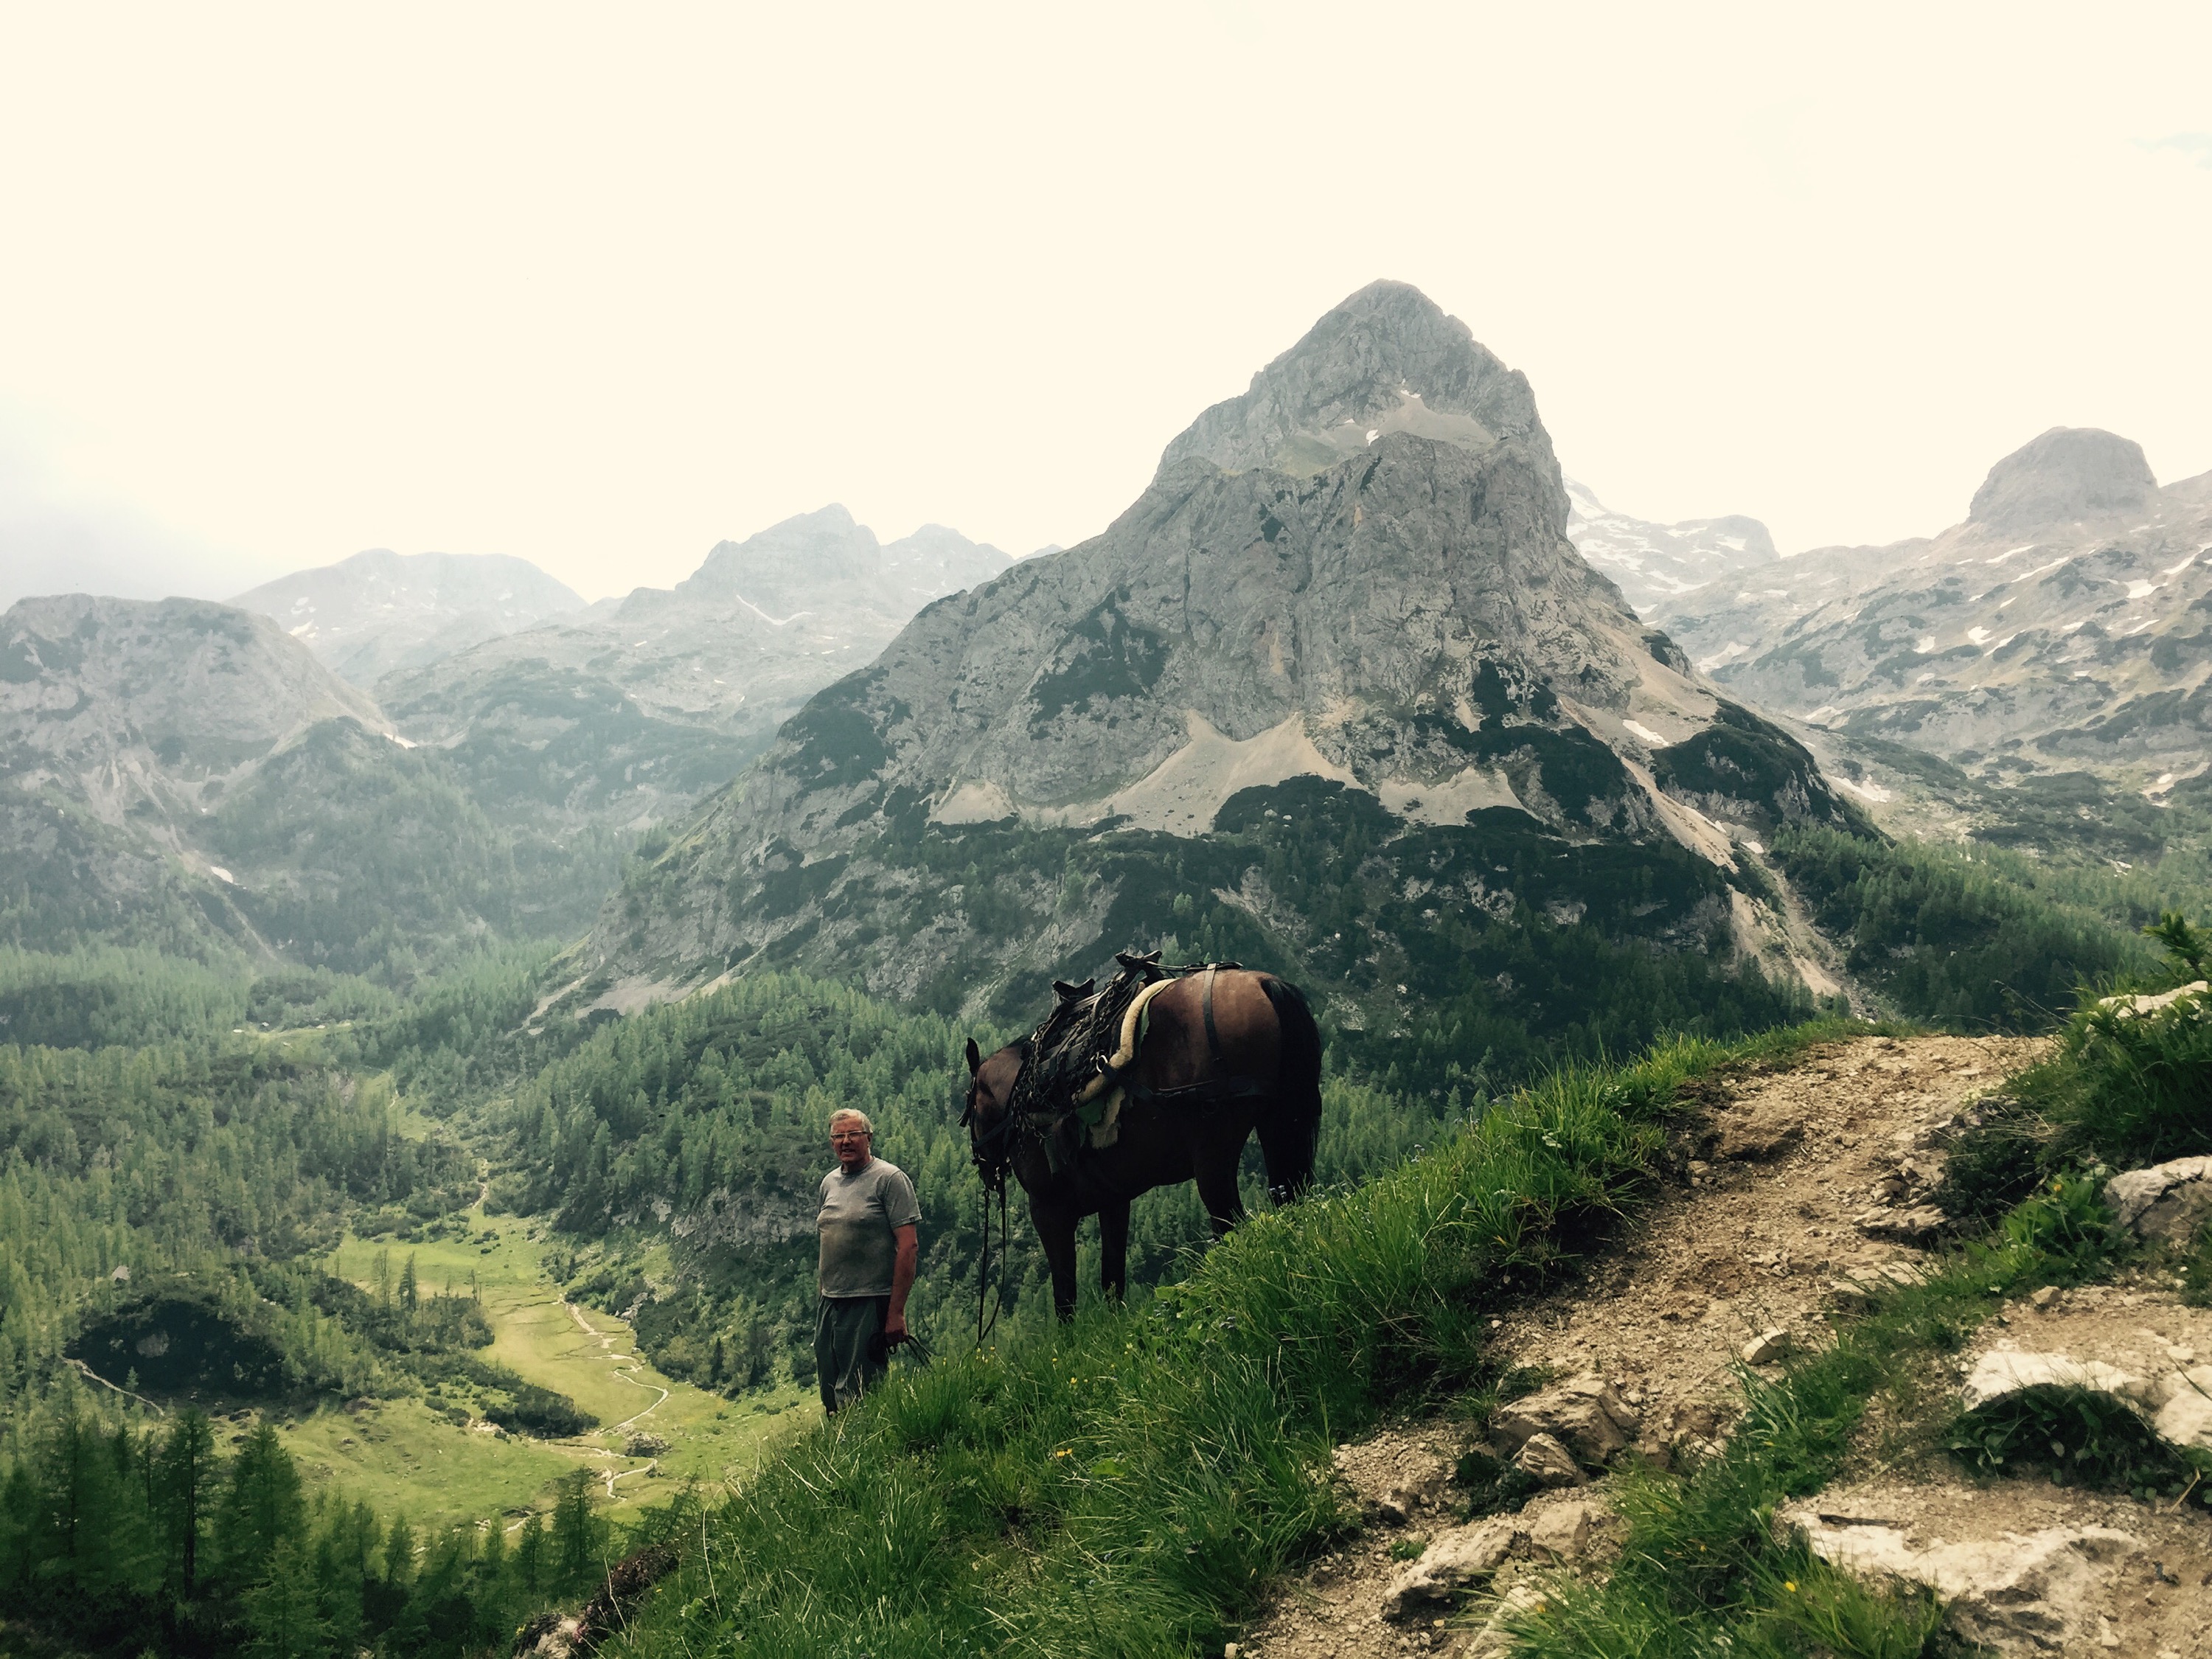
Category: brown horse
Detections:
[{"x1": 962, "y1": 968, "x2": 1323, "y2": 1321}]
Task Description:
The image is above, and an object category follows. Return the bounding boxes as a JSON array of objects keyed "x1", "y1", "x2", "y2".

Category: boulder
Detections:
[
  {"x1": 2093, "y1": 981, "x2": 2208, "y2": 1022},
  {"x1": 1490, "y1": 1371, "x2": 1640, "y2": 1465},
  {"x1": 1958, "y1": 1350, "x2": 2149, "y2": 1412},
  {"x1": 1790, "y1": 1512, "x2": 2142, "y2": 1655},
  {"x1": 1527, "y1": 1499, "x2": 1599, "y2": 1560},
  {"x1": 2152, "y1": 1365, "x2": 2212, "y2": 1451},
  {"x1": 1511, "y1": 1433, "x2": 1586, "y2": 1487},
  {"x1": 2103, "y1": 1156, "x2": 2212, "y2": 1245},
  {"x1": 1741, "y1": 1328, "x2": 1794, "y2": 1366},
  {"x1": 1378, "y1": 1517, "x2": 1524, "y2": 1618}
]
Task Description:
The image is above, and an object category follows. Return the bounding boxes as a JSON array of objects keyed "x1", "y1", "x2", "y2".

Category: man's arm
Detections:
[{"x1": 885, "y1": 1222, "x2": 919, "y2": 1342}]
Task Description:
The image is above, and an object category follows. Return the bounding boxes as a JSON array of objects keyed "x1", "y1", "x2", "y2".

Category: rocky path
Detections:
[{"x1": 1234, "y1": 1034, "x2": 2212, "y2": 1659}]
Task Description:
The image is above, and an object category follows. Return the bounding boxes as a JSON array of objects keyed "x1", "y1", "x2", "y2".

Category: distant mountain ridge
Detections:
[
  {"x1": 2, "y1": 507, "x2": 1017, "y2": 969},
  {"x1": 1563, "y1": 481, "x2": 1783, "y2": 622},
  {"x1": 0, "y1": 594, "x2": 529, "y2": 967},
  {"x1": 567, "y1": 281, "x2": 1861, "y2": 1030},
  {"x1": 232, "y1": 548, "x2": 585, "y2": 686},
  {"x1": 1655, "y1": 429, "x2": 2212, "y2": 799},
  {"x1": 376, "y1": 507, "x2": 1015, "y2": 840}
]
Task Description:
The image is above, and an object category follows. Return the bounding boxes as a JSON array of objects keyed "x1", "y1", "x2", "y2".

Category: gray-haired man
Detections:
[{"x1": 814, "y1": 1107, "x2": 920, "y2": 1413}]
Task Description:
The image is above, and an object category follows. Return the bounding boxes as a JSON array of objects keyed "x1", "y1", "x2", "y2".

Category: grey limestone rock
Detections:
[
  {"x1": 2104, "y1": 1155, "x2": 2212, "y2": 1245},
  {"x1": 1790, "y1": 1513, "x2": 2145, "y2": 1655},
  {"x1": 1967, "y1": 427, "x2": 2157, "y2": 533},
  {"x1": 1379, "y1": 1517, "x2": 1525, "y2": 1618},
  {"x1": 575, "y1": 283, "x2": 1853, "y2": 1006},
  {"x1": 1492, "y1": 1371, "x2": 1639, "y2": 1466},
  {"x1": 1509, "y1": 1433, "x2": 1587, "y2": 1487}
]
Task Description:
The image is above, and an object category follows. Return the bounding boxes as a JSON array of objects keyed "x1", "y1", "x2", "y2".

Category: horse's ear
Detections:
[{"x1": 964, "y1": 1037, "x2": 981, "y2": 1075}]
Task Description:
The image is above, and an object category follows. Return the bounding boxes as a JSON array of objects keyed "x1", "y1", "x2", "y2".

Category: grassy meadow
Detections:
[{"x1": 307, "y1": 1201, "x2": 809, "y2": 1528}]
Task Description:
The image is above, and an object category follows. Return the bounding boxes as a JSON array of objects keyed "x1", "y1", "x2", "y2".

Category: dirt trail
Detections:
[
  {"x1": 1234, "y1": 1034, "x2": 2212, "y2": 1659},
  {"x1": 563, "y1": 1300, "x2": 670, "y2": 1495}
]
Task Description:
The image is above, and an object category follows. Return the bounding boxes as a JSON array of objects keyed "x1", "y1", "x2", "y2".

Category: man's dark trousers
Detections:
[{"x1": 815, "y1": 1294, "x2": 889, "y2": 1413}]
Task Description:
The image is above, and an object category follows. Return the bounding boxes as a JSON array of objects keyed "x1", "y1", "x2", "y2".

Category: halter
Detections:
[{"x1": 958, "y1": 1046, "x2": 1027, "y2": 1198}]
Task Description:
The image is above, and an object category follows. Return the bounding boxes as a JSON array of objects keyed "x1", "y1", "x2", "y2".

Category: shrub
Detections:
[
  {"x1": 1949, "y1": 1384, "x2": 2202, "y2": 1502},
  {"x1": 1933, "y1": 1099, "x2": 2050, "y2": 1227},
  {"x1": 2022, "y1": 913, "x2": 2212, "y2": 1167},
  {"x1": 1999, "y1": 1173, "x2": 2120, "y2": 1282}
]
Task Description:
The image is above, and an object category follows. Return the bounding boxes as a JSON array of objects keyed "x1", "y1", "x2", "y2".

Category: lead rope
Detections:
[{"x1": 976, "y1": 1177, "x2": 1008, "y2": 1349}]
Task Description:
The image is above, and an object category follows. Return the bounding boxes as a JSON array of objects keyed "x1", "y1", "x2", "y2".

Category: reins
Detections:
[{"x1": 959, "y1": 1054, "x2": 1023, "y2": 1349}]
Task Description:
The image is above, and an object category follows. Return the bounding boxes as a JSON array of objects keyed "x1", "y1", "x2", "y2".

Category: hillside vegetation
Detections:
[{"x1": 4, "y1": 748, "x2": 2210, "y2": 1659}]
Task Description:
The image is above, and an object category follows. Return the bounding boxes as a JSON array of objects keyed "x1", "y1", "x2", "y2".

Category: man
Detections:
[{"x1": 813, "y1": 1107, "x2": 920, "y2": 1413}]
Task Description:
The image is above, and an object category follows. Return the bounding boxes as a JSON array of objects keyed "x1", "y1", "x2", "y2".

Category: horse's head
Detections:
[{"x1": 961, "y1": 1035, "x2": 1028, "y2": 1192}]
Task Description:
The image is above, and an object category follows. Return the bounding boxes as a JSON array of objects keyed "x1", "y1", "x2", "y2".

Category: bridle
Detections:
[{"x1": 959, "y1": 1044, "x2": 1029, "y2": 1346}]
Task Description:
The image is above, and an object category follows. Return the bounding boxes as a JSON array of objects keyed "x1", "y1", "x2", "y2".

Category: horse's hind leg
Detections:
[
  {"x1": 1098, "y1": 1199, "x2": 1130, "y2": 1302},
  {"x1": 1194, "y1": 1151, "x2": 1245, "y2": 1237},
  {"x1": 1034, "y1": 1200, "x2": 1082, "y2": 1322}
]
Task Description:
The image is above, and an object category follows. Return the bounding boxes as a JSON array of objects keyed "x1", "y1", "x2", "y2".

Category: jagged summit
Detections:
[
  {"x1": 568, "y1": 285, "x2": 1856, "y2": 1020},
  {"x1": 1158, "y1": 280, "x2": 1558, "y2": 504},
  {"x1": 1966, "y1": 427, "x2": 2157, "y2": 532}
]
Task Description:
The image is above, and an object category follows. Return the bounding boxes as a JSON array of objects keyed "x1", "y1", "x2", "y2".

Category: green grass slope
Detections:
[{"x1": 606, "y1": 1019, "x2": 1884, "y2": 1658}]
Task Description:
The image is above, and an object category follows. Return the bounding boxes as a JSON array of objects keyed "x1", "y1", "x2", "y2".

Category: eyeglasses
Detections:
[{"x1": 830, "y1": 1130, "x2": 869, "y2": 1141}]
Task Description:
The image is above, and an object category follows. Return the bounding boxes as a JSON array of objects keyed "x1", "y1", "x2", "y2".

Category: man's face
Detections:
[{"x1": 830, "y1": 1120, "x2": 872, "y2": 1172}]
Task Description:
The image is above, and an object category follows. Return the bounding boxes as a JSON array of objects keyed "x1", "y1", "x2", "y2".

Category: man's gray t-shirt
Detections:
[{"x1": 815, "y1": 1158, "x2": 921, "y2": 1298}]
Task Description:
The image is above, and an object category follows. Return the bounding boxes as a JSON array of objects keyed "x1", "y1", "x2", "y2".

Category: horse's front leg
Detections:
[
  {"x1": 1032, "y1": 1200, "x2": 1082, "y2": 1322},
  {"x1": 1097, "y1": 1198, "x2": 1130, "y2": 1302}
]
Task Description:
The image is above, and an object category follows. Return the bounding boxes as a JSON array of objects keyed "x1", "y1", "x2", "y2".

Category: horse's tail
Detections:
[{"x1": 1256, "y1": 975, "x2": 1323, "y2": 1203}]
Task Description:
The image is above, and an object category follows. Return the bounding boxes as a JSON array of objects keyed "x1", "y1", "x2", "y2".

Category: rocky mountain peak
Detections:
[
  {"x1": 1966, "y1": 427, "x2": 2157, "y2": 532},
  {"x1": 1565, "y1": 481, "x2": 1781, "y2": 620},
  {"x1": 232, "y1": 548, "x2": 585, "y2": 685},
  {"x1": 571, "y1": 283, "x2": 1856, "y2": 1019},
  {"x1": 678, "y1": 505, "x2": 883, "y2": 611},
  {"x1": 1158, "y1": 280, "x2": 1559, "y2": 515},
  {"x1": 673, "y1": 506, "x2": 1010, "y2": 619}
]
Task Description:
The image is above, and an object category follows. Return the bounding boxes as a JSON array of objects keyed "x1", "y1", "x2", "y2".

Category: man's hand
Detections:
[{"x1": 887, "y1": 1220, "x2": 919, "y2": 1347}]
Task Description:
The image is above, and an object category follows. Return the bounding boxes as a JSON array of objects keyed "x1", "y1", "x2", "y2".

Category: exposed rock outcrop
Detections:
[
  {"x1": 573, "y1": 282, "x2": 1859, "y2": 1014},
  {"x1": 1967, "y1": 427, "x2": 2159, "y2": 535}
]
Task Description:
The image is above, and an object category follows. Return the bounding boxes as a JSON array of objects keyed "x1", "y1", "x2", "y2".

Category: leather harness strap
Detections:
[{"x1": 1200, "y1": 964, "x2": 1222, "y2": 1065}]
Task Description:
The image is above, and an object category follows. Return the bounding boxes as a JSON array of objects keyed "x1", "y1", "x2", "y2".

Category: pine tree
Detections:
[
  {"x1": 552, "y1": 1470, "x2": 600, "y2": 1590},
  {"x1": 0, "y1": 1459, "x2": 36, "y2": 1594},
  {"x1": 36, "y1": 1396, "x2": 125, "y2": 1590},
  {"x1": 158, "y1": 1408, "x2": 216, "y2": 1600},
  {"x1": 242, "y1": 1537, "x2": 328, "y2": 1659},
  {"x1": 215, "y1": 1422, "x2": 304, "y2": 1592},
  {"x1": 382, "y1": 1512, "x2": 417, "y2": 1591},
  {"x1": 513, "y1": 1509, "x2": 546, "y2": 1595},
  {"x1": 399, "y1": 1253, "x2": 419, "y2": 1313}
]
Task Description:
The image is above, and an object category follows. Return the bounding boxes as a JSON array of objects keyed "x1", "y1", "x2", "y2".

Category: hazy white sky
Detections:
[{"x1": 3, "y1": 2, "x2": 2209, "y2": 606}]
